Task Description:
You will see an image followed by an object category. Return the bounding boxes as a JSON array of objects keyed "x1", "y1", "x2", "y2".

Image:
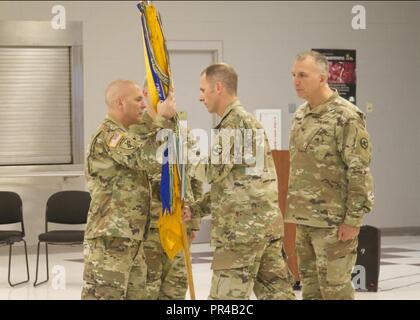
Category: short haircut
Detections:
[
  {"x1": 295, "y1": 51, "x2": 329, "y2": 76},
  {"x1": 200, "y1": 63, "x2": 238, "y2": 95},
  {"x1": 105, "y1": 79, "x2": 139, "y2": 107}
]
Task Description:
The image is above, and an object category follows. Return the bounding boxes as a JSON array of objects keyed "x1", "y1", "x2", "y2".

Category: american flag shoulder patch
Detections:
[{"x1": 108, "y1": 132, "x2": 123, "y2": 148}]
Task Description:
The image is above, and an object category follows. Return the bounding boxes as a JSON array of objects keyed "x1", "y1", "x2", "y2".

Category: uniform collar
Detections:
[
  {"x1": 141, "y1": 111, "x2": 153, "y2": 124},
  {"x1": 105, "y1": 114, "x2": 127, "y2": 131},
  {"x1": 214, "y1": 99, "x2": 242, "y2": 129},
  {"x1": 304, "y1": 90, "x2": 339, "y2": 116}
]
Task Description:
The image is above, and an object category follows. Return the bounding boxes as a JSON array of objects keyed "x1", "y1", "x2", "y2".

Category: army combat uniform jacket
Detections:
[
  {"x1": 190, "y1": 100, "x2": 284, "y2": 248},
  {"x1": 85, "y1": 114, "x2": 173, "y2": 241},
  {"x1": 285, "y1": 91, "x2": 374, "y2": 228}
]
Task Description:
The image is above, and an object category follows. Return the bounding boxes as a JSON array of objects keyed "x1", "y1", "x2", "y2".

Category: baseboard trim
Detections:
[
  {"x1": 2, "y1": 226, "x2": 420, "y2": 257},
  {"x1": 380, "y1": 226, "x2": 420, "y2": 236}
]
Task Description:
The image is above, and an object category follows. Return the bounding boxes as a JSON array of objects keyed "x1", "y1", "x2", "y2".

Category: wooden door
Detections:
[{"x1": 272, "y1": 150, "x2": 300, "y2": 281}]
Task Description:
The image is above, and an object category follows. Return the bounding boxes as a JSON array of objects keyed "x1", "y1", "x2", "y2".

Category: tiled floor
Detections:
[{"x1": 1, "y1": 236, "x2": 420, "y2": 300}]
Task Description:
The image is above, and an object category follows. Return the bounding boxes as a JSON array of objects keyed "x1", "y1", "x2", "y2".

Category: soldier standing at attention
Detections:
[
  {"x1": 185, "y1": 63, "x2": 296, "y2": 300},
  {"x1": 286, "y1": 51, "x2": 374, "y2": 300},
  {"x1": 81, "y1": 80, "x2": 176, "y2": 300}
]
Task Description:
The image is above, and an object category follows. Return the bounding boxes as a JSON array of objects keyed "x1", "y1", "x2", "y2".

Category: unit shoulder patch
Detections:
[{"x1": 360, "y1": 137, "x2": 369, "y2": 150}]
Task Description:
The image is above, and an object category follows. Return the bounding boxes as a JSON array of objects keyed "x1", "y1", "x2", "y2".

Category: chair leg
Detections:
[
  {"x1": 33, "y1": 242, "x2": 49, "y2": 287},
  {"x1": 7, "y1": 241, "x2": 30, "y2": 287},
  {"x1": 23, "y1": 240, "x2": 30, "y2": 283}
]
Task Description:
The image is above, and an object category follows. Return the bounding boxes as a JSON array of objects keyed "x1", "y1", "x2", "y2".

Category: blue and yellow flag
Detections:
[{"x1": 137, "y1": 1, "x2": 184, "y2": 260}]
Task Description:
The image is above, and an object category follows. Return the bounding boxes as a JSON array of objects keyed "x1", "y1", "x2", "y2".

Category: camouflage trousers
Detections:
[
  {"x1": 81, "y1": 236, "x2": 147, "y2": 300},
  {"x1": 143, "y1": 228, "x2": 188, "y2": 300},
  {"x1": 209, "y1": 238, "x2": 296, "y2": 300},
  {"x1": 296, "y1": 225, "x2": 358, "y2": 300}
]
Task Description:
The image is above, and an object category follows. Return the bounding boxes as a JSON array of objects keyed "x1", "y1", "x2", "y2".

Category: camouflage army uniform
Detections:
[
  {"x1": 141, "y1": 114, "x2": 204, "y2": 300},
  {"x1": 82, "y1": 114, "x2": 173, "y2": 300},
  {"x1": 190, "y1": 100, "x2": 296, "y2": 300},
  {"x1": 285, "y1": 91, "x2": 374, "y2": 300}
]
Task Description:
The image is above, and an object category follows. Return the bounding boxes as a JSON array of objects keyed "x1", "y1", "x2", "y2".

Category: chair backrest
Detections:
[
  {"x1": 46, "y1": 191, "x2": 91, "y2": 225},
  {"x1": 0, "y1": 191, "x2": 23, "y2": 225}
]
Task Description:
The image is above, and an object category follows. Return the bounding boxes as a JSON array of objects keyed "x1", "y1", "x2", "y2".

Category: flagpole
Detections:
[
  {"x1": 138, "y1": 0, "x2": 196, "y2": 299},
  {"x1": 176, "y1": 122, "x2": 196, "y2": 300},
  {"x1": 181, "y1": 210, "x2": 196, "y2": 300}
]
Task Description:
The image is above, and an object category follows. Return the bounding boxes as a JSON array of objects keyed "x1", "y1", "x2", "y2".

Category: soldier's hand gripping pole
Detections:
[{"x1": 181, "y1": 201, "x2": 196, "y2": 300}]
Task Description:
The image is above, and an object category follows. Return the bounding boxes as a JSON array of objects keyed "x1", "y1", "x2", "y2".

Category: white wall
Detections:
[{"x1": 0, "y1": 1, "x2": 419, "y2": 243}]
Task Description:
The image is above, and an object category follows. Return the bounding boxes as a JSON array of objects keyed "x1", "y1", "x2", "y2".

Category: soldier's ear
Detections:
[
  {"x1": 215, "y1": 81, "x2": 223, "y2": 94},
  {"x1": 320, "y1": 73, "x2": 328, "y2": 85},
  {"x1": 117, "y1": 96, "x2": 125, "y2": 110}
]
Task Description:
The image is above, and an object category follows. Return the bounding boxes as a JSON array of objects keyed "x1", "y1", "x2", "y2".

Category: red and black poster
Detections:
[{"x1": 312, "y1": 49, "x2": 357, "y2": 104}]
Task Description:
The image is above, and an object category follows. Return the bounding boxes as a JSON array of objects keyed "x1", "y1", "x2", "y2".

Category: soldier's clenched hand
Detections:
[
  {"x1": 182, "y1": 205, "x2": 192, "y2": 222},
  {"x1": 338, "y1": 223, "x2": 360, "y2": 242},
  {"x1": 157, "y1": 90, "x2": 176, "y2": 119}
]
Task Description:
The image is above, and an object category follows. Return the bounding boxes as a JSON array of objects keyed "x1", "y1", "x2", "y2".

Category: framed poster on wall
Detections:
[
  {"x1": 312, "y1": 49, "x2": 357, "y2": 104},
  {"x1": 255, "y1": 109, "x2": 282, "y2": 150}
]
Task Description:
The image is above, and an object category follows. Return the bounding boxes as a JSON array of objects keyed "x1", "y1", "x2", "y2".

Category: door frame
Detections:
[{"x1": 166, "y1": 40, "x2": 223, "y2": 127}]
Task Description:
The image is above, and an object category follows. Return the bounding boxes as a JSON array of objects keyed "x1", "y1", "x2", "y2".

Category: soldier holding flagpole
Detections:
[
  {"x1": 186, "y1": 63, "x2": 296, "y2": 300},
  {"x1": 81, "y1": 80, "x2": 176, "y2": 300}
]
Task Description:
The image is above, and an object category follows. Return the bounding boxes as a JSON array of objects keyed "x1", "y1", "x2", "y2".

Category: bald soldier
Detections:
[
  {"x1": 82, "y1": 80, "x2": 176, "y2": 300},
  {"x1": 186, "y1": 63, "x2": 296, "y2": 300},
  {"x1": 286, "y1": 51, "x2": 374, "y2": 300}
]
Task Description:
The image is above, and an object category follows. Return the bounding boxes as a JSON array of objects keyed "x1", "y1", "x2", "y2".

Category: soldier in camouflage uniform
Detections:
[
  {"x1": 140, "y1": 83, "x2": 204, "y2": 300},
  {"x1": 187, "y1": 64, "x2": 296, "y2": 300},
  {"x1": 81, "y1": 80, "x2": 176, "y2": 300},
  {"x1": 286, "y1": 51, "x2": 374, "y2": 300}
]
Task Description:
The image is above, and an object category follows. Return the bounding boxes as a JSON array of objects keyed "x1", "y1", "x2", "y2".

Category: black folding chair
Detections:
[
  {"x1": 0, "y1": 191, "x2": 30, "y2": 287},
  {"x1": 33, "y1": 190, "x2": 91, "y2": 287}
]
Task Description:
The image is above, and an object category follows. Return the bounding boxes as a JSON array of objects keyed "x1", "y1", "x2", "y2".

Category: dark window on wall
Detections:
[{"x1": 0, "y1": 47, "x2": 72, "y2": 165}]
